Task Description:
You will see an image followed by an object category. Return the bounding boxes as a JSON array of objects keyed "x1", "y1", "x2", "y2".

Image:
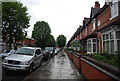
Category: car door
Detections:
[{"x1": 34, "y1": 49, "x2": 42, "y2": 67}]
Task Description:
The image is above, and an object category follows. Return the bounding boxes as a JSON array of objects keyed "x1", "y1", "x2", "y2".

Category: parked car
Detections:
[
  {"x1": 42, "y1": 50, "x2": 50, "y2": 61},
  {"x1": 54, "y1": 48, "x2": 60, "y2": 55},
  {"x1": 2, "y1": 47, "x2": 43, "y2": 73},
  {"x1": 45, "y1": 47, "x2": 54, "y2": 57},
  {"x1": 2, "y1": 50, "x2": 15, "y2": 59}
]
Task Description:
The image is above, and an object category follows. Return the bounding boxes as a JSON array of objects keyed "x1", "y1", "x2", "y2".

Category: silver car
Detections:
[{"x1": 2, "y1": 47, "x2": 43, "y2": 73}]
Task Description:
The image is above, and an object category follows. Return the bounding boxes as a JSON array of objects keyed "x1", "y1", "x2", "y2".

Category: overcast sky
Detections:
[{"x1": 20, "y1": 0, "x2": 105, "y2": 41}]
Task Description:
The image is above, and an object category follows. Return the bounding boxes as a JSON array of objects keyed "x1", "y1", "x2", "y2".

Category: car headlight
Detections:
[
  {"x1": 3, "y1": 59, "x2": 8, "y2": 63},
  {"x1": 21, "y1": 61, "x2": 29, "y2": 65}
]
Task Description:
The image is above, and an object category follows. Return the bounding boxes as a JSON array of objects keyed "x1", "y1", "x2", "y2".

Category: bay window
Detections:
[{"x1": 102, "y1": 28, "x2": 120, "y2": 54}]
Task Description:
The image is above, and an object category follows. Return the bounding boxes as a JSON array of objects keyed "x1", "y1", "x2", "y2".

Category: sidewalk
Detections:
[{"x1": 22, "y1": 51, "x2": 84, "y2": 80}]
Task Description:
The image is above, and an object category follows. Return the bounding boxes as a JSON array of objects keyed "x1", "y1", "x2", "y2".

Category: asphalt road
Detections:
[{"x1": 2, "y1": 58, "x2": 49, "y2": 81}]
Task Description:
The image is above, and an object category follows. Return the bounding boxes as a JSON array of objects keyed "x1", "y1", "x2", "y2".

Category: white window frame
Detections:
[
  {"x1": 98, "y1": 20, "x2": 101, "y2": 26},
  {"x1": 85, "y1": 27, "x2": 87, "y2": 35},
  {"x1": 87, "y1": 38, "x2": 97, "y2": 54},
  {"x1": 110, "y1": 0, "x2": 119, "y2": 19},
  {"x1": 80, "y1": 33, "x2": 81, "y2": 39},
  {"x1": 92, "y1": 19, "x2": 96, "y2": 31},
  {"x1": 102, "y1": 27, "x2": 120, "y2": 54}
]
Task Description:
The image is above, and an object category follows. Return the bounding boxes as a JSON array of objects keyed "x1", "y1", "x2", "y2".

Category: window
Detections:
[
  {"x1": 117, "y1": 40, "x2": 120, "y2": 52},
  {"x1": 98, "y1": 20, "x2": 101, "y2": 26},
  {"x1": 106, "y1": 34, "x2": 109, "y2": 39},
  {"x1": 110, "y1": 32, "x2": 114, "y2": 39},
  {"x1": 93, "y1": 44, "x2": 97, "y2": 52},
  {"x1": 110, "y1": 0, "x2": 118, "y2": 19},
  {"x1": 110, "y1": 40, "x2": 114, "y2": 54},
  {"x1": 103, "y1": 35, "x2": 105, "y2": 40},
  {"x1": 85, "y1": 28, "x2": 87, "y2": 35},
  {"x1": 116, "y1": 31, "x2": 120, "y2": 39},
  {"x1": 102, "y1": 29, "x2": 120, "y2": 54},
  {"x1": 92, "y1": 19, "x2": 96, "y2": 30},
  {"x1": 87, "y1": 38, "x2": 97, "y2": 54},
  {"x1": 35, "y1": 49, "x2": 41, "y2": 55}
]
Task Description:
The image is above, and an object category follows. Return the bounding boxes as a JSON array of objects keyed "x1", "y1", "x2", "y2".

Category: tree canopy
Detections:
[
  {"x1": 56, "y1": 34, "x2": 66, "y2": 48},
  {"x1": 2, "y1": 2, "x2": 30, "y2": 49},
  {"x1": 32, "y1": 21, "x2": 51, "y2": 49},
  {"x1": 46, "y1": 35, "x2": 56, "y2": 47}
]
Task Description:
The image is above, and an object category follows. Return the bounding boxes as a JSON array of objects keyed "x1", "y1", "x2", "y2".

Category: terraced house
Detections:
[{"x1": 67, "y1": 1, "x2": 120, "y2": 54}]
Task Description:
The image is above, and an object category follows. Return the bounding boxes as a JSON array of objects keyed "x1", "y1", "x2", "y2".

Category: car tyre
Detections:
[{"x1": 28, "y1": 63, "x2": 34, "y2": 73}]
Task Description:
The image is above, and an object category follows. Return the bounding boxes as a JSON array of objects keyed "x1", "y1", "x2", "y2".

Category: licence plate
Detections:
[{"x1": 8, "y1": 67, "x2": 16, "y2": 70}]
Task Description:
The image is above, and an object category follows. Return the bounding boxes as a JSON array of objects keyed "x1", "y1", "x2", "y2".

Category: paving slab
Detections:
[{"x1": 22, "y1": 51, "x2": 85, "y2": 81}]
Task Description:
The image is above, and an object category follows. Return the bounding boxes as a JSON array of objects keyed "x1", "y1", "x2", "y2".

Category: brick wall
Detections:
[
  {"x1": 81, "y1": 27, "x2": 87, "y2": 39},
  {"x1": 81, "y1": 60, "x2": 115, "y2": 81},
  {"x1": 87, "y1": 23, "x2": 93, "y2": 36},
  {"x1": 97, "y1": 6, "x2": 110, "y2": 30}
]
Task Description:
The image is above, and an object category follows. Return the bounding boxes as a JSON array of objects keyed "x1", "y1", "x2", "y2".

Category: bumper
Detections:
[{"x1": 2, "y1": 63, "x2": 30, "y2": 71}]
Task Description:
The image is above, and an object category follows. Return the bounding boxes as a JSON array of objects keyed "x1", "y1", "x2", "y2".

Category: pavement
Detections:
[{"x1": 22, "y1": 50, "x2": 84, "y2": 81}]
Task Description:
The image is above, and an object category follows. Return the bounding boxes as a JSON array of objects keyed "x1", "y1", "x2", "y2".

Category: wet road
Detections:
[
  {"x1": 2, "y1": 51, "x2": 84, "y2": 81},
  {"x1": 22, "y1": 51, "x2": 84, "y2": 80},
  {"x1": 2, "y1": 58, "x2": 47, "y2": 81}
]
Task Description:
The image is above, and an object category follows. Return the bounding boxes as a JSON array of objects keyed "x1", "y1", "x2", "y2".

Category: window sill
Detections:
[{"x1": 110, "y1": 14, "x2": 118, "y2": 20}]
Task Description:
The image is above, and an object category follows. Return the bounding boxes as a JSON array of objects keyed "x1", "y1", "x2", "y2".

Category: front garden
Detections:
[{"x1": 89, "y1": 51, "x2": 120, "y2": 67}]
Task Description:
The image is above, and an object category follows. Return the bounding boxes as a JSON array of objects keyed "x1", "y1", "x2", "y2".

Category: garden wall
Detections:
[{"x1": 65, "y1": 50, "x2": 120, "y2": 81}]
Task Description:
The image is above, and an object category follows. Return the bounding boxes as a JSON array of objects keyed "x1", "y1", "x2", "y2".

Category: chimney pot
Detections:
[{"x1": 94, "y1": 1, "x2": 100, "y2": 8}]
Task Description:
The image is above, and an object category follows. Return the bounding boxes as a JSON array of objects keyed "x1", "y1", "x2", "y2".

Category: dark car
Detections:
[
  {"x1": 45, "y1": 47, "x2": 54, "y2": 57},
  {"x1": 42, "y1": 50, "x2": 50, "y2": 61}
]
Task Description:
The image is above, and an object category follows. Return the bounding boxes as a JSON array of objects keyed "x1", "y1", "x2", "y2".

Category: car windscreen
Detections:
[{"x1": 15, "y1": 48, "x2": 34, "y2": 56}]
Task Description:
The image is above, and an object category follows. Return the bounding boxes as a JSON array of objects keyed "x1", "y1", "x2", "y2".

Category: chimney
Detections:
[{"x1": 94, "y1": 1, "x2": 100, "y2": 8}]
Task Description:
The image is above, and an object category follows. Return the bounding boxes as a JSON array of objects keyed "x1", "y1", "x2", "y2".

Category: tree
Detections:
[
  {"x1": 32, "y1": 21, "x2": 51, "y2": 49},
  {"x1": 47, "y1": 35, "x2": 56, "y2": 47},
  {"x1": 2, "y1": 2, "x2": 30, "y2": 49},
  {"x1": 56, "y1": 34, "x2": 66, "y2": 48}
]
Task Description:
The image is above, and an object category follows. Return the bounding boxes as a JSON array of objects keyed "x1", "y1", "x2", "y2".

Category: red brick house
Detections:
[
  {"x1": 2, "y1": 35, "x2": 35, "y2": 50},
  {"x1": 67, "y1": 1, "x2": 120, "y2": 54},
  {"x1": 15, "y1": 36, "x2": 35, "y2": 49},
  {"x1": 97, "y1": 1, "x2": 120, "y2": 54}
]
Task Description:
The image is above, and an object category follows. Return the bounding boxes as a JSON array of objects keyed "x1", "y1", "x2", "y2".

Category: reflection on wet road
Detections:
[{"x1": 22, "y1": 51, "x2": 84, "y2": 80}]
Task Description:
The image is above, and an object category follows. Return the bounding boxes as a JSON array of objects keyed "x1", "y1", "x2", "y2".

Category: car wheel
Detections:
[{"x1": 28, "y1": 63, "x2": 34, "y2": 73}]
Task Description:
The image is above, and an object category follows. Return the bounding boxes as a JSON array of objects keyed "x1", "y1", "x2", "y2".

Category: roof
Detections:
[
  {"x1": 84, "y1": 18, "x2": 90, "y2": 26},
  {"x1": 90, "y1": 7, "x2": 101, "y2": 19}
]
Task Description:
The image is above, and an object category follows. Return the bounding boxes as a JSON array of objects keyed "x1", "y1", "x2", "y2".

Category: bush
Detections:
[
  {"x1": 102, "y1": 50, "x2": 109, "y2": 56},
  {"x1": 92, "y1": 51, "x2": 120, "y2": 67},
  {"x1": 65, "y1": 48, "x2": 74, "y2": 51},
  {"x1": 93, "y1": 54, "x2": 105, "y2": 61}
]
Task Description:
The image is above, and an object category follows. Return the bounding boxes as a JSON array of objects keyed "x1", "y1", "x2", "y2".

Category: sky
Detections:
[{"x1": 19, "y1": 0, "x2": 105, "y2": 42}]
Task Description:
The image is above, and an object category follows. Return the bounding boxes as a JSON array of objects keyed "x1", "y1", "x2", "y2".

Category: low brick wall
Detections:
[
  {"x1": 65, "y1": 50, "x2": 120, "y2": 81},
  {"x1": 81, "y1": 56, "x2": 120, "y2": 81},
  {"x1": 72, "y1": 53, "x2": 82, "y2": 71},
  {"x1": 64, "y1": 50, "x2": 73, "y2": 61}
]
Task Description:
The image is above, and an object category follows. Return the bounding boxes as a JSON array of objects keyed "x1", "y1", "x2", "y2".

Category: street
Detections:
[{"x1": 2, "y1": 51, "x2": 84, "y2": 81}]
